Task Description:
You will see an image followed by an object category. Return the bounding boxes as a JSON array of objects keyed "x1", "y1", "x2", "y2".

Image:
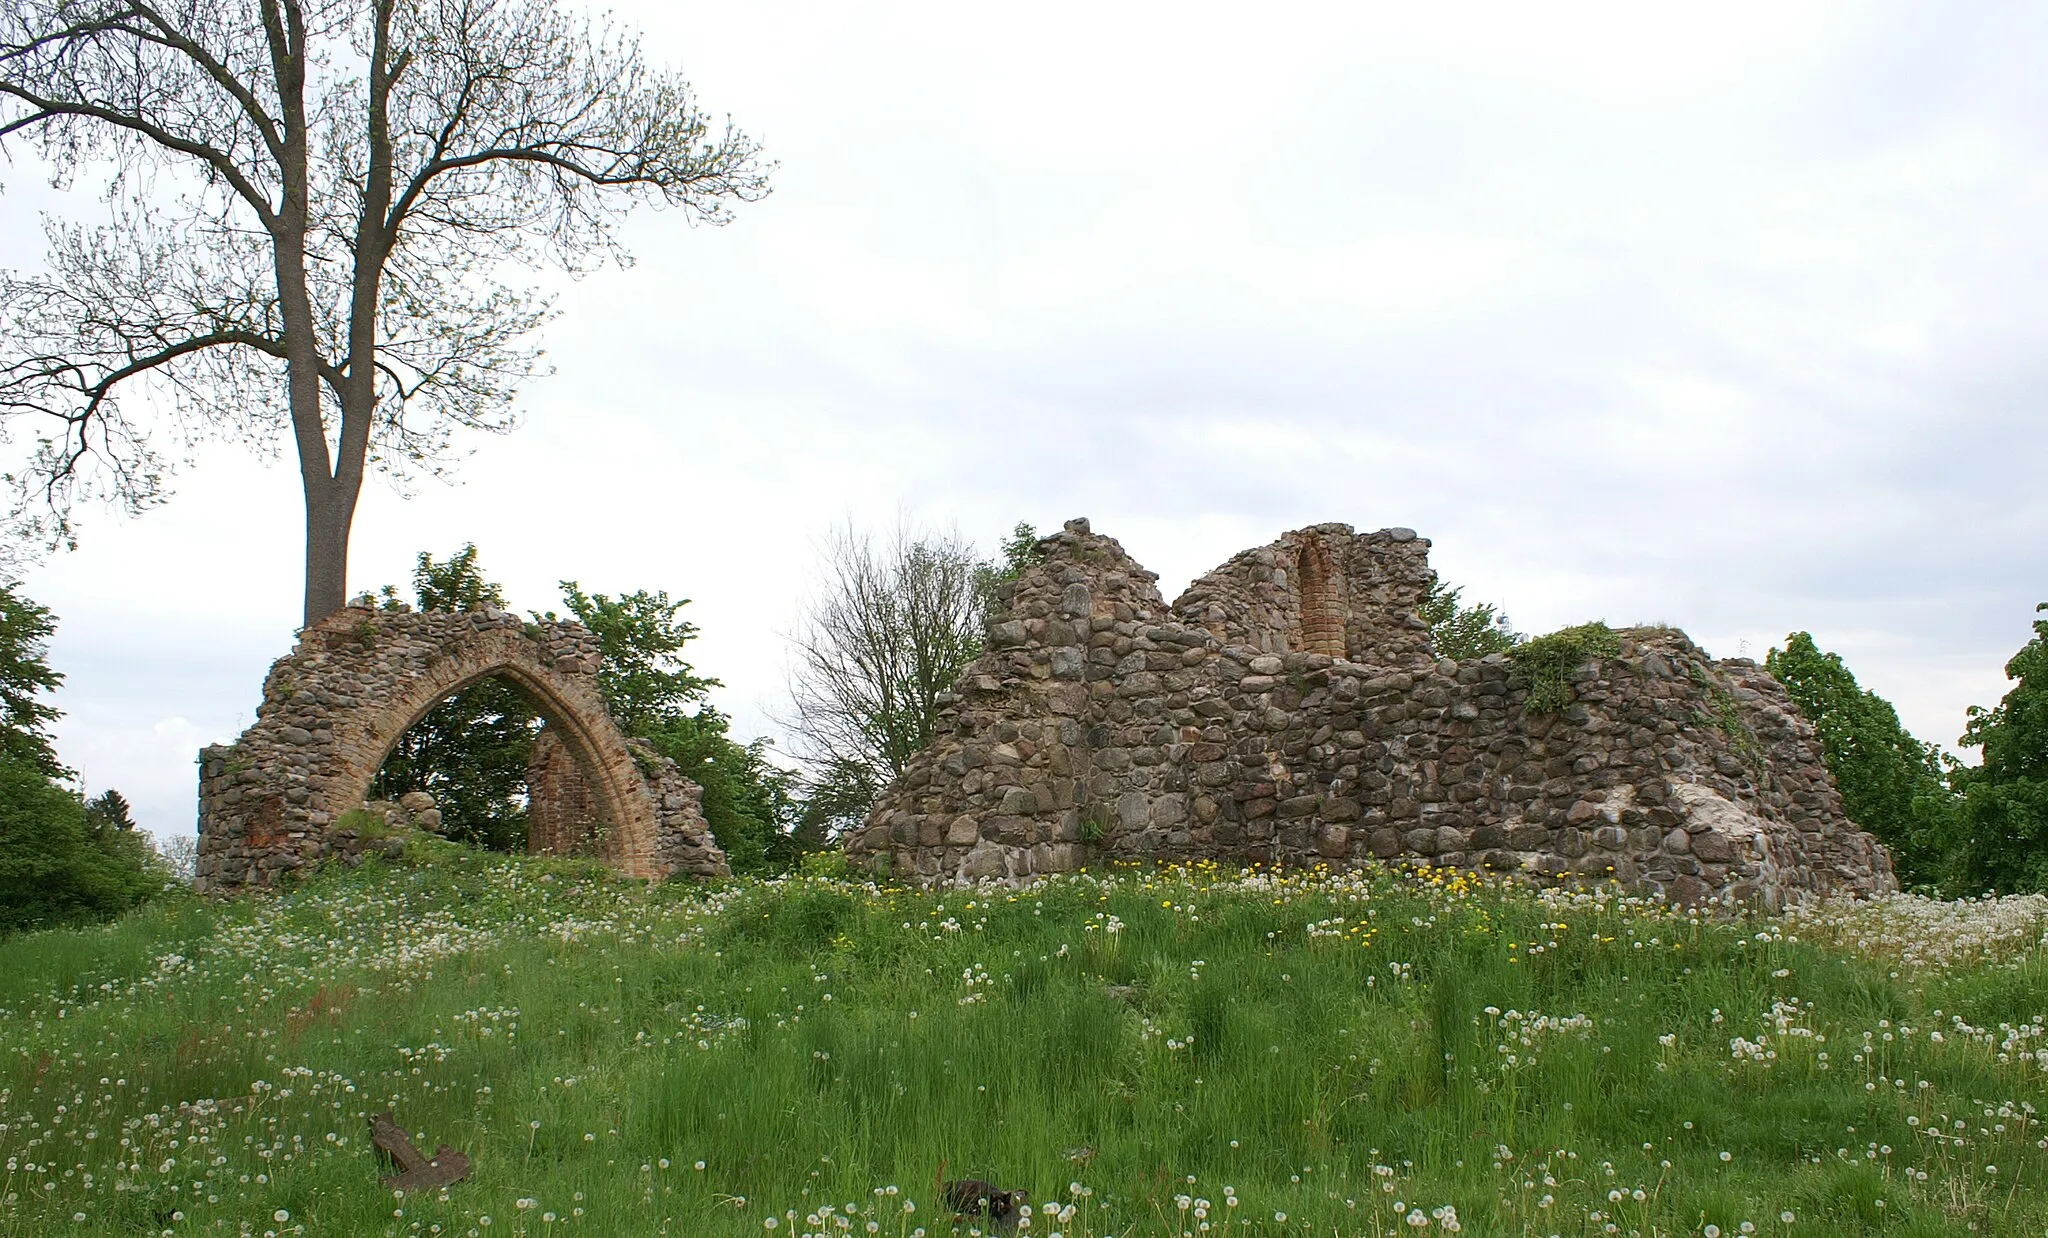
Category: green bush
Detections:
[
  {"x1": 796, "y1": 849, "x2": 854, "y2": 881},
  {"x1": 1510, "y1": 621, "x2": 1622, "y2": 713},
  {"x1": 335, "y1": 807, "x2": 392, "y2": 840},
  {"x1": 0, "y1": 753, "x2": 165, "y2": 934}
]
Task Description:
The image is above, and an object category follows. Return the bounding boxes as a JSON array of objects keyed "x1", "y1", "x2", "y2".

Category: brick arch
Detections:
[
  {"x1": 196, "y1": 604, "x2": 727, "y2": 891},
  {"x1": 335, "y1": 632, "x2": 659, "y2": 862},
  {"x1": 1294, "y1": 534, "x2": 1348, "y2": 658}
]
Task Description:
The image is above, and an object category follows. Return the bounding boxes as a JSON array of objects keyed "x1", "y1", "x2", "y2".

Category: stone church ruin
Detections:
[
  {"x1": 846, "y1": 519, "x2": 1897, "y2": 907},
  {"x1": 196, "y1": 602, "x2": 728, "y2": 891}
]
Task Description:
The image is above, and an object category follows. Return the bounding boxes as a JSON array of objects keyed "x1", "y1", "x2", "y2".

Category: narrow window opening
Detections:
[{"x1": 1296, "y1": 536, "x2": 1348, "y2": 658}]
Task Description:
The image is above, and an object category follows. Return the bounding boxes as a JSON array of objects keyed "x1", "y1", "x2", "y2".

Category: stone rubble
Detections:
[{"x1": 846, "y1": 518, "x2": 1896, "y2": 907}]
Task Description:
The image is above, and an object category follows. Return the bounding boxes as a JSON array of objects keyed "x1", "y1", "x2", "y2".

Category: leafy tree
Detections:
[
  {"x1": 1765, "y1": 632, "x2": 1958, "y2": 889},
  {"x1": 548, "y1": 583, "x2": 806, "y2": 875},
  {"x1": 394, "y1": 544, "x2": 505, "y2": 614},
  {"x1": 1950, "y1": 604, "x2": 2048, "y2": 894},
  {"x1": 0, "y1": 581, "x2": 65, "y2": 777},
  {"x1": 0, "y1": 0, "x2": 769, "y2": 623},
  {"x1": 790, "y1": 756, "x2": 882, "y2": 847},
  {"x1": 778, "y1": 518, "x2": 1053, "y2": 841},
  {"x1": 0, "y1": 584, "x2": 162, "y2": 932},
  {"x1": 84, "y1": 788, "x2": 135, "y2": 832},
  {"x1": 776, "y1": 520, "x2": 1042, "y2": 842},
  {"x1": 972, "y1": 521, "x2": 1044, "y2": 617},
  {"x1": 1963, "y1": 604, "x2": 2048, "y2": 785},
  {"x1": 784, "y1": 520, "x2": 998, "y2": 836},
  {"x1": 372, "y1": 686, "x2": 537, "y2": 852},
  {"x1": 777, "y1": 519, "x2": 1045, "y2": 842},
  {"x1": 552, "y1": 585, "x2": 715, "y2": 734},
  {"x1": 1421, "y1": 578, "x2": 1520, "y2": 661},
  {"x1": 371, "y1": 547, "x2": 540, "y2": 850},
  {"x1": 636, "y1": 710, "x2": 804, "y2": 876},
  {"x1": 0, "y1": 753, "x2": 165, "y2": 933}
]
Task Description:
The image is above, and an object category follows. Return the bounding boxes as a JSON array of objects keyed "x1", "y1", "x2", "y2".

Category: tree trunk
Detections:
[
  {"x1": 266, "y1": 0, "x2": 355, "y2": 631},
  {"x1": 300, "y1": 474, "x2": 358, "y2": 627},
  {"x1": 294, "y1": 1, "x2": 393, "y2": 631}
]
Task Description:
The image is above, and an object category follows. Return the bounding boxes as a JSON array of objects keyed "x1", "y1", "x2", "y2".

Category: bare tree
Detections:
[
  {"x1": 784, "y1": 520, "x2": 987, "y2": 832},
  {"x1": 152, "y1": 830, "x2": 198, "y2": 883},
  {"x1": 0, "y1": 0, "x2": 769, "y2": 624}
]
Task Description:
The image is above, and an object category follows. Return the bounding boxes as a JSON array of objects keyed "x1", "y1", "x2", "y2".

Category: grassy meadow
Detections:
[{"x1": 3, "y1": 838, "x2": 2046, "y2": 1238}]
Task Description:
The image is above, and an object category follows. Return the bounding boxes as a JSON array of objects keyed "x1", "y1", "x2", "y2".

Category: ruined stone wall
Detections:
[
  {"x1": 525, "y1": 729, "x2": 606, "y2": 858},
  {"x1": 629, "y1": 740, "x2": 727, "y2": 878},
  {"x1": 524, "y1": 731, "x2": 724, "y2": 876},
  {"x1": 197, "y1": 603, "x2": 727, "y2": 891},
  {"x1": 846, "y1": 518, "x2": 1895, "y2": 907}
]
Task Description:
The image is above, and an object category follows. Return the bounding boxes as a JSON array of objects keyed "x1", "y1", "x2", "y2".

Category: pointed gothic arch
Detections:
[{"x1": 196, "y1": 604, "x2": 726, "y2": 891}]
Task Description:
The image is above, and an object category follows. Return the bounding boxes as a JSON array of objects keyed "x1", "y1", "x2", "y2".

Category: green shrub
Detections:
[
  {"x1": 335, "y1": 807, "x2": 392, "y2": 840},
  {"x1": 1420, "y1": 578, "x2": 1520, "y2": 660},
  {"x1": 0, "y1": 753, "x2": 165, "y2": 934},
  {"x1": 796, "y1": 849, "x2": 854, "y2": 881},
  {"x1": 1510, "y1": 621, "x2": 1622, "y2": 713}
]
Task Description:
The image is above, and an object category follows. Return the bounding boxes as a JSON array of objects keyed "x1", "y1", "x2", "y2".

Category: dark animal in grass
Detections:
[{"x1": 942, "y1": 1178, "x2": 1028, "y2": 1227}]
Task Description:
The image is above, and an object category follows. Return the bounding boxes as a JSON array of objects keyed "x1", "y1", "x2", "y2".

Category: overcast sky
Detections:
[{"x1": 5, "y1": 1, "x2": 2044, "y2": 838}]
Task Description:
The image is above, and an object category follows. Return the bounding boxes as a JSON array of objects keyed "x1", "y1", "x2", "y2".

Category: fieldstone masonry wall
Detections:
[
  {"x1": 196, "y1": 603, "x2": 727, "y2": 891},
  {"x1": 847, "y1": 519, "x2": 1896, "y2": 908}
]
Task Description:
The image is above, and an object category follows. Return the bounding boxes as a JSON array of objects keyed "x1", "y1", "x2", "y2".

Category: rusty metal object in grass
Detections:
[{"x1": 369, "y1": 1111, "x2": 471, "y2": 1193}]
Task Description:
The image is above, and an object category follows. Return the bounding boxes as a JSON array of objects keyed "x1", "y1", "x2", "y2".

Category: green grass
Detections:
[{"x1": 3, "y1": 838, "x2": 2046, "y2": 1237}]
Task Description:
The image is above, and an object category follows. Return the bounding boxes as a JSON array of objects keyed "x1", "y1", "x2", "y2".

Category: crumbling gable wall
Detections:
[
  {"x1": 1173, "y1": 523, "x2": 1435, "y2": 663},
  {"x1": 196, "y1": 603, "x2": 728, "y2": 891},
  {"x1": 845, "y1": 518, "x2": 1895, "y2": 907}
]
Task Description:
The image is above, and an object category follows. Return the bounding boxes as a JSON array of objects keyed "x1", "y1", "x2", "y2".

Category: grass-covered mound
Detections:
[{"x1": 3, "y1": 839, "x2": 2046, "y2": 1237}]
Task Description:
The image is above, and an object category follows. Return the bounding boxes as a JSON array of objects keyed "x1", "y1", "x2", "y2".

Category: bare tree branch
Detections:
[
  {"x1": 0, "y1": 0, "x2": 769, "y2": 618},
  {"x1": 783, "y1": 521, "x2": 987, "y2": 810},
  {"x1": 0, "y1": 82, "x2": 281, "y2": 225}
]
